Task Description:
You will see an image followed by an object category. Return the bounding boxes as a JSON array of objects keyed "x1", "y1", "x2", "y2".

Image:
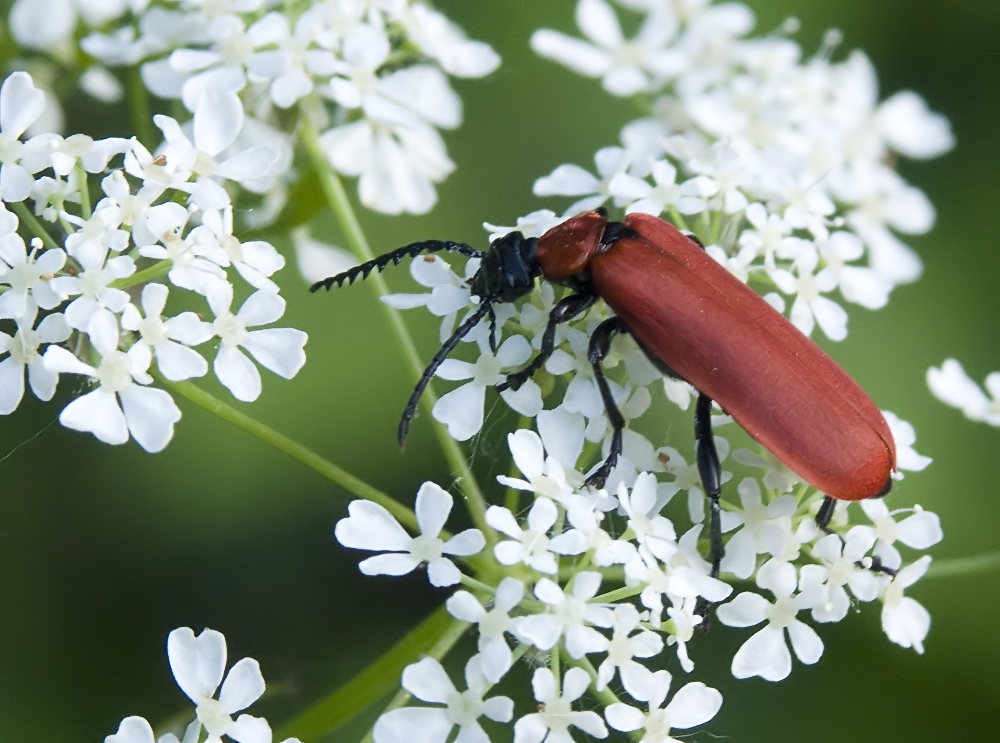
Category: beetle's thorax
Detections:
[{"x1": 470, "y1": 231, "x2": 540, "y2": 302}]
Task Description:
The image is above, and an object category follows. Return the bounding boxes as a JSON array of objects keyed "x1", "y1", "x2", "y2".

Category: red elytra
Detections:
[{"x1": 536, "y1": 210, "x2": 896, "y2": 501}]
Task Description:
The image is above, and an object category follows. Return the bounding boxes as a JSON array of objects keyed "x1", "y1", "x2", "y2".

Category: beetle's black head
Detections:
[{"x1": 470, "y1": 231, "x2": 541, "y2": 303}]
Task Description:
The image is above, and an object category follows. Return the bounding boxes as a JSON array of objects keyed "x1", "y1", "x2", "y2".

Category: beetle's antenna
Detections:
[
  {"x1": 398, "y1": 295, "x2": 498, "y2": 448},
  {"x1": 310, "y1": 240, "x2": 484, "y2": 293}
]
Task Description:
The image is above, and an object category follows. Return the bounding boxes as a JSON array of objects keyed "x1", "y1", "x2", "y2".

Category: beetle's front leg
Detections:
[
  {"x1": 496, "y1": 292, "x2": 595, "y2": 392},
  {"x1": 694, "y1": 392, "x2": 725, "y2": 579},
  {"x1": 583, "y1": 317, "x2": 628, "y2": 489}
]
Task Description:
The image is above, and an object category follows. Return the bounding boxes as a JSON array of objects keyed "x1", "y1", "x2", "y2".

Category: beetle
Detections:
[{"x1": 312, "y1": 209, "x2": 897, "y2": 575}]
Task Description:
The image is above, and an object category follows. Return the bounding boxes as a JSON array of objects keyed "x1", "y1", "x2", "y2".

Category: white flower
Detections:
[
  {"x1": 43, "y1": 312, "x2": 181, "y2": 452},
  {"x1": 533, "y1": 146, "x2": 630, "y2": 216},
  {"x1": 483, "y1": 209, "x2": 564, "y2": 243},
  {"x1": 486, "y1": 497, "x2": 584, "y2": 574},
  {"x1": 799, "y1": 532, "x2": 880, "y2": 623},
  {"x1": 496, "y1": 429, "x2": 576, "y2": 506},
  {"x1": 716, "y1": 560, "x2": 823, "y2": 681},
  {"x1": 321, "y1": 119, "x2": 455, "y2": 215},
  {"x1": 514, "y1": 667, "x2": 608, "y2": 743},
  {"x1": 596, "y1": 603, "x2": 662, "y2": 697},
  {"x1": 374, "y1": 657, "x2": 513, "y2": 743},
  {"x1": 446, "y1": 577, "x2": 524, "y2": 683},
  {"x1": 0, "y1": 72, "x2": 46, "y2": 202},
  {"x1": 882, "y1": 410, "x2": 933, "y2": 476},
  {"x1": 10, "y1": 0, "x2": 78, "y2": 51},
  {"x1": 531, "y1": 0, "x2": 678, "y2": 97},
  {"x1": 664, "y1": 597, "x2": 701, "y2": 673},
  {"x1": 656, "y1": 441, "x2": 731, "y2": 524},
  {"x1": 399, "y1": 4, "x2": 501, "y2": 78},
  {"x1": 927, "y1": 358, "x2": 1000, "y2": 426},
  {"x1": 382, "y1": 254, "x2": 475, "y2": 343},
  {"x1": 732, "y1": 448, "x2": 799, "y2": 493},
  {"x1": 616, "y1": 472, "x2": 677, "y2": 563},
  {"x1": 514, "y1": 571, "x2": 613, "y2": 657},
  {"x1": 105, "y1": 716, "x2": 158, "y2": 743},
  {"x1": 613, "y1": 161, "x2": 713, "y2": 217},
  {"x1": 0, "y1": 218, "x2": 66, "y2": 315},
  {"x1": 48, "y1": 241, "x2": 134, "y2": 332},
  {"x1": 718, "y1": 478, "x2": 796, "y2": 580},
  {"x1": 154, "y1": 92, "x2": 279, "y2": 209},
  {"x1": 769, "y1": 242, "x2": 848, "y2": 341},
  {"x1": 852, "y1": 499, "x2": 942, "y2": 572},
  {"x1": 244, "y1": 13, "x2": 337, "y2": 109},
  {"x1": 206, "y1": 282, "x2": 307, "y2": 402},
  {"x1": 876, "y1": 91, "x2": 955, "y2": 159},
  {"x1": 335, "y1": 483, "x2": 485, "y2": 587},
  {"x1": 0, "y1": 301, "x2": 70, "y2": 413},
  {"x1": 191, "y1": 206, "x2": 285, "y2": 292},
  {"x1": 121, "y1": 283, "x2": 213, "y2": 381},
  {"x1": 815, "y1": 230, "x2": 892, "y2": 310},
  {"x1": 137, "y1": 203, "x2": 225, "y2": 295},
  {"x1": 433, "y1": 333, "x2": 541, "y2": 441},
  {"x1": 625, "y1": 535, "x2": 731, "y2": 626},
  {"x1": 605, "y1": 670, "x2": 723, "y2": 743},
  {"x1": 881, "y1": 556, "x2": 932, "y2": 653},
  {"x1": 167, "y1": 627, "x2": 269, "y2": 743},
  {"x1": 328, "y1": 23, "x2": 461, "y2": 131}
]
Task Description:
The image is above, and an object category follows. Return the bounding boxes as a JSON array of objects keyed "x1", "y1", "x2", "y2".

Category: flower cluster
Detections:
[
  {"x1": 332, "y1": 1, "x2": 949, "y2": 737},
  {"x1": 0, "y1": 70, "x2": 307, "y2": 451},
  {"x1": 10, "y1": 0, "x2": 499, "y2": 217},
  {"x1": 337, "y1": 428, "x2": 941, "y2": 741},
  {"x1": 105, "y1": 626, "x2": 300, "y2": 743},
  {"x1": 927, "y1": 359, "x2": 1000, "y2": 427},
  {"x1": 523, "y1": 0, "x2": 953, "y2": 342}
]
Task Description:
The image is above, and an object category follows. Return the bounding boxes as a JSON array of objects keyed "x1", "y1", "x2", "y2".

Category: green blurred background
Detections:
[{"x1": 0, "y1": 0, "x2": 998, "y2": 740}]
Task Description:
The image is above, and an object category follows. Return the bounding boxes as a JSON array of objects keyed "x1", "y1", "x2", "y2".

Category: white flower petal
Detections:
[
  {"x1": 167, "y1": 627, "x2": 227, "y2": 704},
  {"x1": 215, "y1": 344, "x2": 262, "y2": 402},
  {"x1": 60, "y1": 388, "x2": 128, "y2": 445},
  {"x1": 731, "y1": 626, "x2": 791, "y2": 681},
  {"x1": 335, "y1": 500, "x2": 411, "y2": 552},
  {"x1": 118, "y1": 385, "x2": 181, "y2": 453},
  {"x1": 219, "y1": 658, "x2": 266, "y2": 714}
]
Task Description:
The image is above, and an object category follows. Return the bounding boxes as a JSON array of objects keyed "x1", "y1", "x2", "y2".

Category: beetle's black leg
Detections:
[
  {"x1": 311, "y1": 240, "x2": 484, "y2": 293},
  {"x1": 583, "y1": 317, "x2": 628, "y2": 490},
  {"x1": 487, "y1": 305, "x2": 498, "y2": 354},
  {"x1": 497, "y1": 293, "x2": 596, "y2": 393},
  {"x1": 398, "y1": 296, "x2": 496, "y2": 448},
  {"x1": 815, "y1": 495, "x2": 837, "y2": 534},
  {"x1": 694, "y1": 392, "x2": 725, "y2": 579}
]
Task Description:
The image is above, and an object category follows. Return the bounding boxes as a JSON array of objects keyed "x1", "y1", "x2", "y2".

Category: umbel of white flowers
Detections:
[
  {"x1": 9, "y1": 0, "x2": 501, "y2": 218},
  {"x1": 0, "y1": 70, "x2": 307, "y2": 452}
]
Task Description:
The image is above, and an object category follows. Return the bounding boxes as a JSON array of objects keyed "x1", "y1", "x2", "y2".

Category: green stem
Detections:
[
  {"x1": 112, "y1": 259, "x2": 172, "y2": 289},
  {"x1": 164, "y1": 379, "x2": 420, "y2": 532},
  {"x1": 358, "y1": 615, "x2": 470, "y2": 743},
  {"x1": 550, "y1": 642, "x2": 560, "y2": 691},
  {"x1": 925, "y1": 550, "x2": 1000, "y2": 580},
  {"x1": 11, "y1": 202, "x2": 59, "y2": 250},
  {"x1": 128, "y1": 67, "x2": 156, "y2": 150},
  {"x1": 276, "y1": 606, "x2": 464, "y2": 742},
  {"x1": 593, "y1": 585, "x2": 643, "y2": 604},
  {"x1": 668, "y1": 205, "x2": 689, "y2": 232},
  {"x1": 75, "y1": 160, "x2": 92, "y2": 219},
  {"x1": 459, "y1": 574, "x2": 497, "y2": 594},
  {"x1": 298, "y1": 114, "x2": 493, "y2": 542}
]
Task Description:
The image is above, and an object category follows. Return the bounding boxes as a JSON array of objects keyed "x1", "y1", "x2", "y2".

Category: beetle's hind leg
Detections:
[
  {"x1": 694, "y1": 392, "x2": 725, "y2": 579},
  {"x1": 497, "y1": 293, "x2": 595, "y2": 392},
  {"x1": 583, "y1": 317, "x2": 629, "y2": 490}
]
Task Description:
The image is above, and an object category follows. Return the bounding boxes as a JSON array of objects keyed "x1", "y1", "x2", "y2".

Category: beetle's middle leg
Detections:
[
  {"x1": 583, "y1": 317, "x2": 629, "y2": 489},
  {"x1": 694, "y1": 392, "x2": 725, "y2": 579},
  {"x1": 496, "y1": 292, "x2": 595, "y2": 392}
]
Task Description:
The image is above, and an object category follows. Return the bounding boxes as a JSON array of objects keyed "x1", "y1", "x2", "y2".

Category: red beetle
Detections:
[{"x1": 314, "y1": 210, "x2": 896, "y2": 572}]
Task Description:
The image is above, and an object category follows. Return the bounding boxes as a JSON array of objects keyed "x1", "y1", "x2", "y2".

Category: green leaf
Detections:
[{"x1": 276, "y1": 605, "x2": 457, "y2": 742}]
